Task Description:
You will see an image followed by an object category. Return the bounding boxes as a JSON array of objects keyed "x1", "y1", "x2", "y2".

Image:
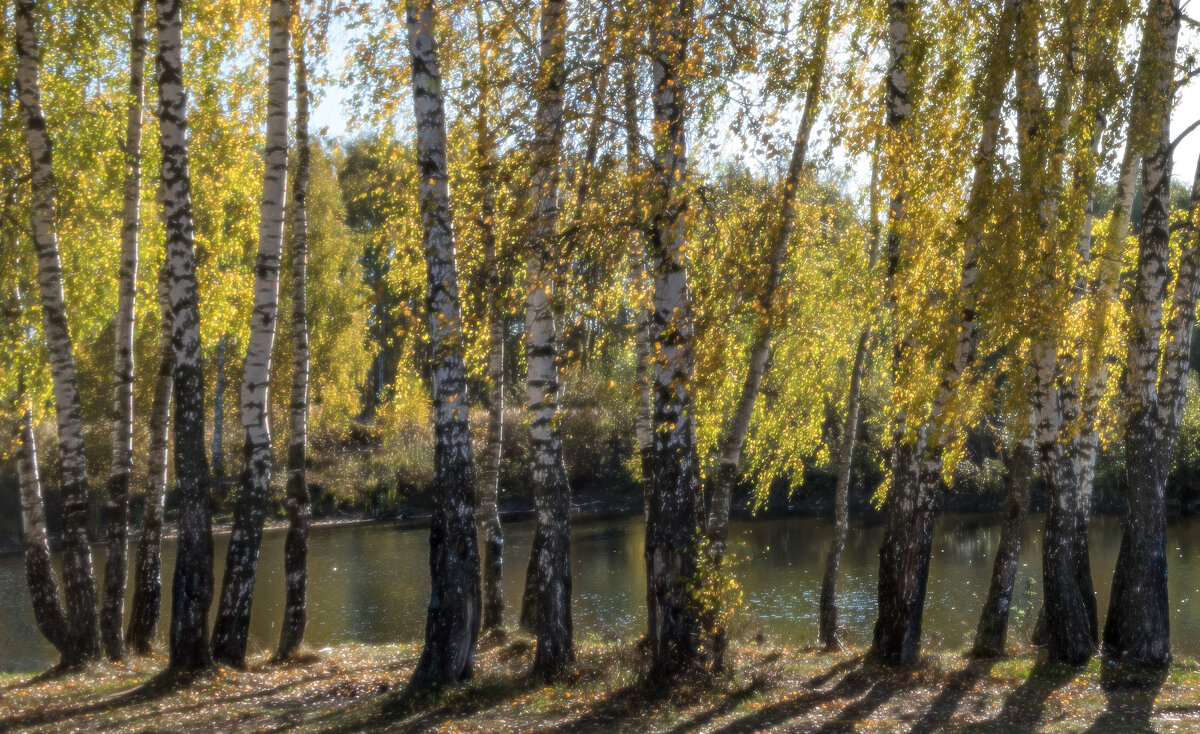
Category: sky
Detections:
[{"x1": 308, "y1": 15, "x2": 1200, "y2": 199}]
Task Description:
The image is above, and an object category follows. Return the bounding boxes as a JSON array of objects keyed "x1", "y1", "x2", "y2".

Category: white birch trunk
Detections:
[
  {"x1": 102, "y1": 0, "x2": 147, "y2": 661},
  {"x1": 278, "y1": 32, "x2": 312, "y2": 661},
  {"x1": 14, "y1": 0, "x2": 101, "y2": 668},
  {"x1": 156, "y1": 0, "x2": 215, "y2": 672},
  {"x1": 405, "y1": 0, "x2": 482, "y2": 691},
  {"x1": 212, "y1": 0, "x2": 291, "y2": 667}
]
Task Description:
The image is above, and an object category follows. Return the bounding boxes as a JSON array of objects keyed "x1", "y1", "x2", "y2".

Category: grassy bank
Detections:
[{"x1": 3, "y1": 638, "x2": 1200, "y2": 732}]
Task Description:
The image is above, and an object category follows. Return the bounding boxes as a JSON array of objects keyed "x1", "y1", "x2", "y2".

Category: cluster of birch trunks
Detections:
[{"x1": 9, "y1": 0, "x2": 1200, "y2": 694}]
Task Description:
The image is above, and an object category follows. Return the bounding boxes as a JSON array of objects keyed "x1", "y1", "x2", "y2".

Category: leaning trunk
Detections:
[
  {"x1": 14, "y1": 0, "x2": 102, "y2": 668},
  {"x1": 126, "y1": 265, "x2": 173, "y2": 655},
  {"x1": 278, "y1": 36, "x2": 312, "y2": 662},
  {"x1": 972, "y1": 433, "x2": 1033, "y2": 657},
  {"x1": 212, "y1": 0, "x2": 291, "y2": 667},
  {"x1": 705, "y1": 11, "x2": 829, "y2": 554},
  {"x1": 157, "y1": 0, "x2": 215, "y2": 673},
  {"x1": 405, "y1": 0, "x2": 482, "y2": 691},
  {"x1": 101, "y1": 0, "x2": 147, "y2": 662},
  {"x1": 521, "y1": 0, "x2": 573, "y2": 678}
]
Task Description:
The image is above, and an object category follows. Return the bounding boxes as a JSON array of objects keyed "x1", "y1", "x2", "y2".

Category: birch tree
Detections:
[
  {"x1": 522, "y1": 0, "x2": 574, "y2": 678},
  {"x1": 6, "y1": 272, "x2": 68, "y2": 658},
  {"x1": 212, "y1": 0, "x2": 291, "y2": 668},
  {"x1": 101, "y1": 0, "x2": 148, "y2": 662},
  {"x1": 278, "y1": 28, "x2": 312, "y2": 662},
  {"x1": 1104, "y1": 0, "x2": 1185, "y2": 668},
  {"x1": 645, "y1": 0, "x2": 704, "y2": 678},
  {"x1": 405, "y1": 0, "x2": 482, "y2": 691},
  {"x1": 157, "y1": 0, "x2": 216, "y2": 673},
  {"x1": 126, "y1": 265, "x2": 173, "y2": 655},
  {"x1": 704, "y1": 0, "x2": 831, "y2": 556},
  {"x1": 471, "y1": 0, "x2": 506, "y2": 636},
  {"x1": 873, "y1": 0, "x2": 1014, "y2": 665},
  {"x1": 14, "y1": 0, "x2": 102, "y2": 668}
]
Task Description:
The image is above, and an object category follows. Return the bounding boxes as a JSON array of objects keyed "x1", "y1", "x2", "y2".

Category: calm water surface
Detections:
[{"x1": 4, "y1": 513, "x2": 1200, "y2": 672}]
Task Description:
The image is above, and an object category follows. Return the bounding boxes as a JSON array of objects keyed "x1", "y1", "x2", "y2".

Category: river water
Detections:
[{"x1": 4, "y1": 513, "x2": 1200, "y2": 672}]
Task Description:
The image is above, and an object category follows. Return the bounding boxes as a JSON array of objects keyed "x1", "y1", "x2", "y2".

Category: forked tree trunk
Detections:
[
  {"x1": 521, "y1": 0, "x2": 573, "y2": 678},
  {"x1": 212, "y1": 0, "x2": 291, "y2": 667},
  {"x1": 705, "y1": 6, "x2": 829, "y2": 555},
  {"x1": 472, "y1": 0, "x2": 505, "y2": 636},
  {"x1": 157, "y1": 0, "x2": 215, "y2": 673},
  {"x1": 14, "y1": 0, "x2": 102, "y2": 669},
  {"x1": 126, "y1": 265, "x2": 173, "y2": 655},
  {"x1": 873, "y1": 0, "x2": 1014, "y2": 666},
  {"x1": 278, "y1": 34, "x2": 312, "y2": 662},
  {"x1": 645, "y1": 0, "x2": 703, "y2": 679},
  {"x1": 972, "y1": 433, "x2": 1033, "y2": 657},
  {"x1": 1104, "y1": 0, "x2": 1181, "y2": 669},
  {"x1": 405, "y1": 0, "x2": 482, "y2": 691},
  {"x1": 102, "y1": 0, "x2": 147, "y2": 662}
]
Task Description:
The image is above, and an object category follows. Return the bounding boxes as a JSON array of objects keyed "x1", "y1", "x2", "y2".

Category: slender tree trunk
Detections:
[
  {"x1": 820, "y1": 327, "x2": 870, "y2": 651},
  {"x1": 472, "y1": 0, "x2": 505, "y2": 636},
  {"x1": 127, "y1": 265, "x2": 173, "y2": 655},
  {"x1": 519, "y1": 0, "x2": 573, "y2": 679},
  {"x1": 14, "y1": 0, "x2": 102, "y2": 669},
  {"x1": 1104, "y1": 0, "x2": 1181, "y2": 669},
  {"x1": 820, "y1": 142, "x2": 881, "y2": 652},
  {"x1": 13, "y1": 371, "x2": 69, "y2": 656},
  {"x1": 212, "y1": 0, "x2": 291, "y2": 667},
  {"x1": 405, "y1": 0, "x2": 481, "y2": 691},
  {"x1": 157, "y1": 0, "x2": 215, "y2": 673},
  {"x1": 972, "y1": 433, "x2": 1034, "y2": 657},
  {"x1": 644, "y1": 0, "x2": 703, "y2": 679},
  {"x1": 212, "y1": 335, "x2": 226, "y2": 487},
  {"x1": 278, "y1": 35, "x2": 311, "y2": 662},
  {"x1": 705, "y1": 11, "x2": 829, "y2": 554},
  {"x1": 101, "y1": 0, "x2": 147, "y2": 662},
  {"x1": 623, "y1": 49, "x2": 654, "y2": 520}
]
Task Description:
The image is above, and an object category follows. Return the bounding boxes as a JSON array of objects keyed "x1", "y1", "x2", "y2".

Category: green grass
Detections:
[{"x1": 3, "y1": 639, "x2": 1200, "y2": 732}]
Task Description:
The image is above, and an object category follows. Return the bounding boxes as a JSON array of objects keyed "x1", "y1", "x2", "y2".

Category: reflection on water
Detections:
[{"x1": 5, "y1": 513, "x2": 1200, "y2": 672}]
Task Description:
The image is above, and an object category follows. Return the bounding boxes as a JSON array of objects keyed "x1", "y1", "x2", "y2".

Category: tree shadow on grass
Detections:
[
  {"x1": 0, "y1": 667, "x2": 192, "y2": 731},
  {"x1": 312, "y1": 672, "x2": 543, "y2": 734},
  {"x1": 906, "y1": 657, "x2": 996, "y2": 733},
  {"x1": 707, "y1": 659, "x2": 888, "y2": 733},
  {"x1": 1081, "y1": 662, "x2": 1166, "y2": 734},
  {"x1": 961, "y1": 659, "x2": 1078, "y2": 732}
]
